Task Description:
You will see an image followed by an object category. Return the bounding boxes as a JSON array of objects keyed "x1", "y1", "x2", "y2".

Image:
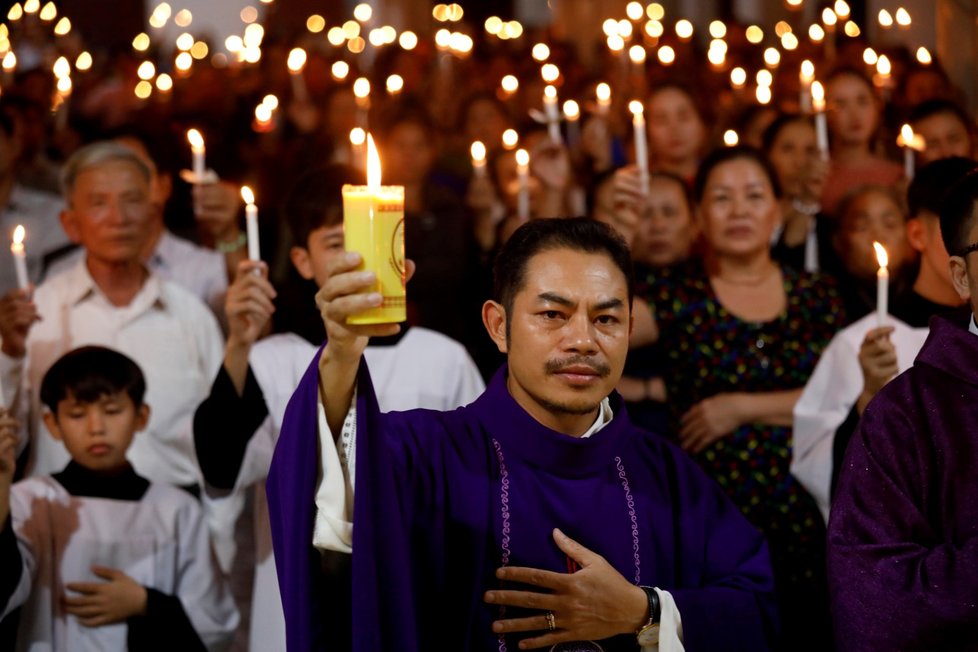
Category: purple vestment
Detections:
[
  {"x1": 828, "y1": 310, "x2": 978, "y2": 650},
  {"x1": 267, "y1": 353, "x2": 776, "y2": 651}
]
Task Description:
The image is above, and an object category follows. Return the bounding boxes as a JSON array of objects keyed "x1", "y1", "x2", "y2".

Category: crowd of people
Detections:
[{"x1": 0, "y1": 2, "x2": 976, "y2": 650}]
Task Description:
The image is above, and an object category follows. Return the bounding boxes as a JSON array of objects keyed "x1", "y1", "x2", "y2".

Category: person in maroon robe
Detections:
[{"x1": 828, "y1": 169, "x2": 978, "y2": 650}]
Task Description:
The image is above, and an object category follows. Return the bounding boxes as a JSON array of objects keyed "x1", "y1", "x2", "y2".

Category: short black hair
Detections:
[
  {"x1": 908, "y1": 99, "x2": 973, "y2": 134},
  {"x1": 283, "y1": 164, "x2": 363, "y2": 248},
  {"x1": 493, "y1": 217, "x2": 633, "y2": 323},
  {"x1": 907, "y1": 156, "x2": 978, "y2": 218},
  {"x1": 760, "y1": 113, "x2": 810, "y2": 154},
  {"x1": 693, "y1": 145, "x2": 782, "y2": 204},
  {"x1": 940, "y1": 170, "x2": 978, "y2": 257},
  {"x1": 40, "y1": 346, "x2": 146, "y2": 413}
]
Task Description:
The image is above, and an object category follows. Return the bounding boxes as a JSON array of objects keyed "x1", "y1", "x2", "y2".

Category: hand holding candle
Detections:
[
  {"x1": 240, "y1": 186, "x2": 260, "y2": 267},
  {"x1": 10, "y1": 225, "x2": 28, "y2": 290},
  {"x1": 342, "y1": 134, "x2": 406, "y2": 324},
  {"x1": 873, "y1": 241, "x2": 888, "y2": 326}
]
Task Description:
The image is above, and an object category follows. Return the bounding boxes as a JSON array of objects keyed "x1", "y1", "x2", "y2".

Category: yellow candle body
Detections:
[{"x1": 342, "y1": 184, "x2": 406, "y2": 324}]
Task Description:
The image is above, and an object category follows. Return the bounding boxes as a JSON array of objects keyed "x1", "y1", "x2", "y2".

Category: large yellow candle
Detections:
[{"x1": 343, "y1": 133, "x2": 406, "y2": 324}]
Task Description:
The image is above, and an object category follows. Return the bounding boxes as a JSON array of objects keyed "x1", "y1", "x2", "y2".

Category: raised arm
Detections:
[{"x1": 315, "y1": 252, "x2": 409, "y2": 436}]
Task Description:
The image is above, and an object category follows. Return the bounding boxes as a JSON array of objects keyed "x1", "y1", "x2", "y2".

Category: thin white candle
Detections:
[
  {"x1": 542, "y1": 85, "x2": 562, "y2": 144},
  {"x1": 10, "y1": 224, "x2": 28, "y2": 289},
  {"x1": 812, "y1": 81, "x2": 829, "y2": 160},
  {"x1": 873, "y1": 241, "x2": 888, "y2": 326},
  {"x1": 470, "y1": 141, "x2": 487, "y2": 178},
  {"x1": 897, "y1": 124, "x2": 924, "y2": 181},
  {"x1": 629, "y1": 100, "x2": 649, "y2": 192},
  {"x1": 187, "y1": 128, "x2": 205, "y2": 180},
  {"x1": 799, "y1": 60, "x2": 814, "y2": 114},
  {"x1": 241, "y1": 186, "x2": 260, "y2": 266},
  {"x1": 516, "y1": 148, "x2": 530, "y2": 220},
  {"x1": 563, "y1": 100, "x2": 581, "y2": 150}
]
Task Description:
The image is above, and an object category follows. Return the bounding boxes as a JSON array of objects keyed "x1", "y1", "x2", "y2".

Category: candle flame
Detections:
[
  {"x1": 596, "y1": 82, "x2": 611, "y2": 103},
  {"x1": 800, "y1": 59, "x2": 814, "y2": 81},
  {"x1": 240, "y1": 186, "x2": 255, "y2": 205},
  {"x1": 12, "y1": 224, "x2": 24, "y2": 245},
  {"x1": 898, "y1": 124, "x2": 914, "y2": 146},
  {"x1": 287, "y1": 47, "x2": 306, "y2": 72},
  {"x1": 470, "y1": 141, "x2": 486, "y2": 162},
  {"x1": 724, "y1": 130, "x2": 739, "y2": 146},
  {"x1": 350, "y1": 127, "x2": 366, "y2": 146},
  {"x1": 877, "y1": 55, "x2": 891, "y2": 76},
  {"x1": 502, "y1": 129, "x2": 518, "y2": 149},
  {"x1": 543, "y1": 85, "x2": 557, "y2": 100},
  {"x1": 811, "y1": 81, "x2": 825, "y2": 110},
  {"x1": 873, "y1": 241, "x2": 888, "y2": 268},
  {"x1": 187, "y1": 128, "x2": 204, "y2": 151},
  {"x1": 563, "y1": 100, "x2": 580, "y2": 120},
  {"x1": 366, "y1": 133, "x2": 381, "y2": 189},
  {"x1": 916, "y1": 47, "x2": 931, "y2": 65},
  {"x1": 628, "y1": 100, "x2": 643, "y2": 116},
  {"x1": 515, "y1": 148, "x2": 529, "y2": 167}
]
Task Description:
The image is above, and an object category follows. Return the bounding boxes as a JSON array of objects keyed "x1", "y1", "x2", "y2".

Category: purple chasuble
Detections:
[
  {"x1": 268, "y1": 354, "x2": 776, "y2": 651},
  {"x1": 828, "y1": 310, "x2": 978, "y2": 650}
]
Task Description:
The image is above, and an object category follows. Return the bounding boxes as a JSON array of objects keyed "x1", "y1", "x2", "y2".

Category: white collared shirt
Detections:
[
  {"x1": 0, "y1": 258, "x2": 224, "y2": 485},
  {"x1": 44, "y1": 229, "x2": 227, "y2": 319}
]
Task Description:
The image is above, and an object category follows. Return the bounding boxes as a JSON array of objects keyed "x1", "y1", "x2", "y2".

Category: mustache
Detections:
[{"x1": 544, "y1": 355, "x2": 611, "y2": 377}]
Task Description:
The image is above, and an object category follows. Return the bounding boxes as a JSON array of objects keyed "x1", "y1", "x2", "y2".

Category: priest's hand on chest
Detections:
[{"x1": 484, "y1": 528, "x2": 648, "y2": 649}]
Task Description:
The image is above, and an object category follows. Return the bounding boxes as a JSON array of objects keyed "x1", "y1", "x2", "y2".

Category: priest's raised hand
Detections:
[{"x1": 314, "y1": 251, "x2": 415, "y2": 434}]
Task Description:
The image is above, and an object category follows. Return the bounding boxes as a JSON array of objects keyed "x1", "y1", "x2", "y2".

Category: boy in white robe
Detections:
[
  {"x1": 0, "y1": 346, "x2": 237, "y2": 651},
  {"x1": 792, "y1": 157, "x2": 976, "y2": 522},
  {"x1": 193, "y1": 164, "x2": 484, "y2": 651}
]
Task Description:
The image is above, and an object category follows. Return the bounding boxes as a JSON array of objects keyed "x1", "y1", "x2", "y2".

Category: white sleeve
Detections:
[
  {"x1": 639, "y1": 588, "x2": 684, "y2": 652},
  {"x1": 0, "y1": 350, "x2": 27, "y2": 456},
  {"x1": 453, "y1": 352, "x2": 486, "y2": 408},
  {"x1": 312, "y1": 391, "x2": 356, "y2": 553},
  {"x1": 175, "y1": 499, "x2": 239, "y2": 649},
  {"x1": 790, "y1": 335, "x2": 861, "y2": 524},
  {"x1": 3, "y1": 485, "x2": 38, "y2": 621}
]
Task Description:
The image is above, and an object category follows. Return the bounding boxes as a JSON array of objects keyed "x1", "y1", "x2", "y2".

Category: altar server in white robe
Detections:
[{"x1": 0, "y1": 346, "x2": 237, "y2": 651}]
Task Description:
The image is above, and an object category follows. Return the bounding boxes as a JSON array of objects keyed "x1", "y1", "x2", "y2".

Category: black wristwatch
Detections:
[{"x1": 635, "y1": 585, "x2": 660, "y2": 646}]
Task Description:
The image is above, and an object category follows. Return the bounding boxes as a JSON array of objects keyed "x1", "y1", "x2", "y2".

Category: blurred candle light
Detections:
[
  {"x1": 187, "y1": 128, "x2": 205, "y2": 179},
  {"x1": 800, "y1": 60, "x2": 815, "y2": 113},
  {"x1": 386, "y1": 74, "x2": 403, "y2": 95},
  {"x1": 350, "y1": 127, "x2": 366, "y2": 170},
  {"x1": 629, "y1": 100, "x2": 649, "y2": 191},
  {"x1": 501, "y1": 74, "x2": 518, "y2": 96},
  {"x1": 11, "y1": 225, "x2": 28, "y2": 289},
  {"x1": 756, "y1": 85, "x2": 772, "y2": 105},
  {"x1": 7, "y1": 3, "x2": 22, "y2": 21},
  {"x1": 834, "y1": 0, "x2": 850, "y2": 18},
  {"x1": 897, "y1": 124, "x2": 925, "y2": 180},
  {"x1": 809, "y1": 24, "x2": 825, "y2": 43},
  {"x1": 844, "y1": 21, "x2": 860, "y2": 37},
  {"x1": 532, "y1": 43, "x2": 550, "y2": 62},
  {"x1": 874, "y1": 242, "x2": 889, "y2": 326},
  {"x1": 542, "y1": 84, "x2": 562, "y2": 143},
  {"x1": 39, "y1": 1, "x2": 55, "y2": 20},
  {"x1": 730, "y1": 67, "x2": 747, "y2": 89},
  {"x1": 812, "y1": 81, "x2": 829, "y2": 159},
  {"x1": 878, "y1": 9, "x2": 893, "y2": 28},
  {"x1": 764, "y1": 47, "x2": 781, "y2": 67},
  {"x1": 287, "y1": 47, "x2": 309, "y2": 102},
  {"x1": 541, "y1": 63, "x2": 559, "y2": 83},
  {"x1": 23, "y1": 0, "x2": 37, "y2": 14},
  {"x1": 470, "y1": 141, "x2": 487, "y2": 177},
  {"x1": 563, "y1": 99, "x2": 581, "y2": 148},
  {"x1": 516, "y1": 148, "x2": 530, "y2": 220},
  {"x1": 723, "y1": 129, "x2": 739, "y2": 146},
  {"x1": 675, "y1": 19, "x2": 693, "y2": 40},
  {"x1": 399, "y1": 31, "x2": 418, "y2": 49},
  {"x1": 502, "y1": 128, "x2": 518, "y2": 150},
  {"x1": 331, "y1": 61, "x2": 349, "y2": 81},
  {"x1": 916, "y1": 47, "x2": 932, "y2": 65},
  {"x1": 134, "y1": 80, "x2": 153, "y2": 100},
  {"x1": 895, "y1": 8, "x2": 911, "y2": 28},
  {"x1": 863, "y1": 47, "x2": 878, "y2": 66},
  {"x1": 155, "y1": 73, "x2": 173, "y2": 92},
  {"x1": 596, "y1": 82, "x2": 611, "y2": 115},
  {"x1": 75, "y1": 52, "x2": 93, "y2": 71},
  {"x1": 626, "y1": 1, "x2": 643, "y2": 21},
  {"x1": 53, "y1": 16, "x2": 70, "y2": 35},
  {"x1": 240, "y1": 186, "x2": 261, "y2": 265},
  {"x1": 746, "y1": 25, "x2": 763, "y2": 44},
  {"x1": 658, "y1": 45, "x2": 675, "y2": 65}
]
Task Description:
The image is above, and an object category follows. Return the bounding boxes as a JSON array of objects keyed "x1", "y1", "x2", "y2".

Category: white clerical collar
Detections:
[
  {"x1": 970, "y1": 314, "x2": 978, "y2": 337},
  {"x1": 580, "y1": 397, "x2": 614, "y2": 439}
]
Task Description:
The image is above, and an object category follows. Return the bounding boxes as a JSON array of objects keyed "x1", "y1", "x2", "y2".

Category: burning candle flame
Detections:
[
  {"x1": 515, "y1": 148, "x2": 529, "y2": 167},
  {"x1": 800, "y1": 60, "x2": 814, "y2": 82},
  {"x1": 596, "y1": 83, "x2": 611, "y2": 103},
  {"x1": 366, "y1": 133, "x2": 381, "y2": 189},
  {"x1": 628, "y1": 100, "x2": 643, "y2": 116},
  {"x1": 287, "y1": 47, "x2": 307, "y2": 72},
  {"x1": 187, "y1": 128, "x2": 204, "y2": 151},
  {"x1": 470, "y1": 141, "x2": 486, "y2": 162},
  {"x1": 811, "y1": 81, "x2": 825, "y2": 111},
  {"x1": 12, "y1": 224, "x2": 24, "y2": 246},
  {"x1": 873, "y1": 241, "x2": 888, "y2": 268},
  {"x1": 240, "y1": 186, "x2": 255, "y2": 205},
  {"x1": 899, "y1": 124, "x2": 914, "y2": 146}
]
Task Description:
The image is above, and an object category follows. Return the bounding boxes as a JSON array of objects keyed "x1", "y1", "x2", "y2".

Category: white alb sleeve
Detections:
[
  {"x1": 312, "y1": 391, "x2": 357, "y2": 553},
  {"x1": 639, "y1": 588, "x2": 684, "y2": 652}
]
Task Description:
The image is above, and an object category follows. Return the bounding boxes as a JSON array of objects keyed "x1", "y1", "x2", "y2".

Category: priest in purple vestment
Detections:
[
  {"x1": 828, "y1": 170, "x2": 978, "y2": 650},
  {"x1": 267, "y1": 217, "x2": 776, "y2": 651}
]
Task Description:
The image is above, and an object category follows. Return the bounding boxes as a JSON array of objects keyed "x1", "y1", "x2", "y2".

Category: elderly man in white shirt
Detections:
[{"x1": 0, "y1": 141, "x2": 223, "y2": 490}]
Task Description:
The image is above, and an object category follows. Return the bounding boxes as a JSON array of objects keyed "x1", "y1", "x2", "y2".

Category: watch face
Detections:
[
  {"x1": 550, "y1": 643, "x2": 604, "y2": 652},
  {"x1": 637, "y1": 623, "x2": 660, "y2": 647}
]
